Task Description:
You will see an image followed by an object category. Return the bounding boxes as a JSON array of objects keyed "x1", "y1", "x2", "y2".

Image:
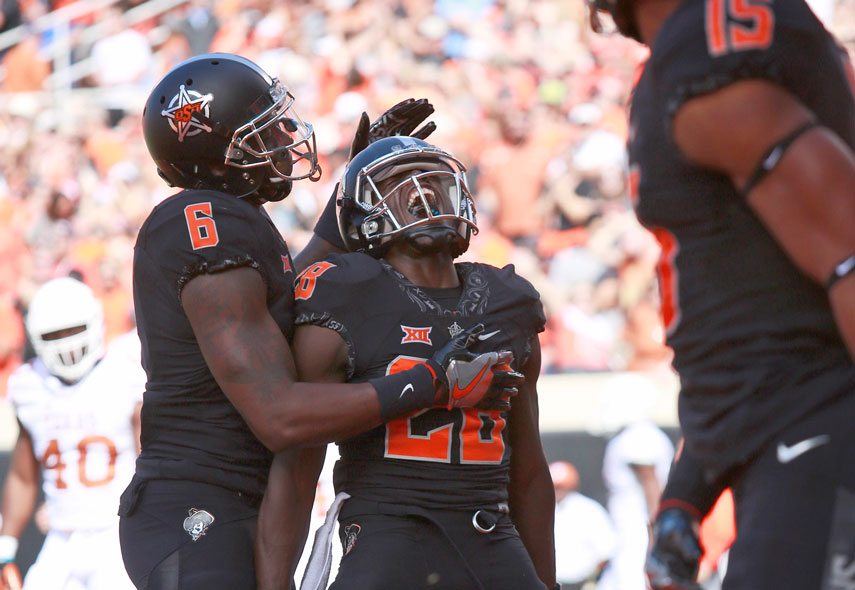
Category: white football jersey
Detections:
[{"x1": 7, "y1": 333, "x2": 144, "y2": 532}]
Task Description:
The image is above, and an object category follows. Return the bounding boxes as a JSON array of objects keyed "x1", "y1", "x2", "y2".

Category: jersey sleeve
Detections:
[
  {"x1": 618, "y1": 422, "x2": 670, "y2": 466},
  {"x1": 136, "y1": 191, "x2": 271, "y2": 300},
  {"x1": 6, "y1": 362, "x2": 40, "y2": 411},
  {"x1": 489, "y1": 264, "x2": 546, "y2": 336},
  {"x1": 654, "y1": 0, "x2": 827, "y2": 118},
  {"x1": 293, "y1": 252, "x2": 381, "y2": 330}
]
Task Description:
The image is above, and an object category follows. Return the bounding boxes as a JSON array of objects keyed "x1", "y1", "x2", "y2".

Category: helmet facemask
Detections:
[
  {"x1": 26, "y1": 278, "x2": 104, "y2": 384},
  {"x1": 352, "y1": 149, "x2": 477, "y2": 258},
  {"x1": 225, "y1": 81, "x2": 321, "y2": 198}
]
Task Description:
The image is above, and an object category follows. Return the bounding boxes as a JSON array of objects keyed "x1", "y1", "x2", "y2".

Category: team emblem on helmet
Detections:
[
  {"x1": 183, "y1": 508, "x2": 215, "y2": 541},
  {"x1": 343, "y1": 523, "x2": 361, "y2": 555},
  {"x1": 161, "y1": 85, "x2": 214, "y2": 142}
]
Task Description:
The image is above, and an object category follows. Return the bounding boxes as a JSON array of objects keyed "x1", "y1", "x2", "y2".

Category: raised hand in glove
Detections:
[
  {"x1": 645, "y1": 508, "x2": 704, "y2": 590},
  {"x1": 348, "y1": 98, "x2": 437, "y2": 160},
  {"x1": 426, "y1": 324, "x2": 523, "y2": 411}
]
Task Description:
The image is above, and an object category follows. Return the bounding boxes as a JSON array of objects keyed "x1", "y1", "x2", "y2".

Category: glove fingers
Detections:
[
  {"x1": 490, "y1": 370, "x2": 524, "y2": 388},
  {"x1": 367, "y1": 98, "x2": 435, "y2": 141},
  {"x1": 348, "y1": 112, "x2": 371, "y2": 160},
  {"x1": 476, "y1": 397, "x2": 512, "y2": 411},
  {"x1": 392, "y1": 103, "x2": 435, "y2": 136},
  {"x1": 411, "y1": 122, "x2": 437, "y2": 140}
]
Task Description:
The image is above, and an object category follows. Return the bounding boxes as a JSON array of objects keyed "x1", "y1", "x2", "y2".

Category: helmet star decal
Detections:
[{"x1": 161, "y1": 85, "x2": 214, "y2": 142}]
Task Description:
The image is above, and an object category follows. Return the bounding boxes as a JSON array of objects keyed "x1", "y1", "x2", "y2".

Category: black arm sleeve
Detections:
[
  {"x1": 312, "y1": 183, "x2": 346, "y2": 250},
  {"x1": 658, "y1": 445, "x2": 730, "y2": 520}
]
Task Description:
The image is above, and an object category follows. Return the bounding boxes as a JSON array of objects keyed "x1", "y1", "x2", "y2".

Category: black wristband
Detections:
[
  {"x1": 827, "y1": 255, "x2": 855, "y2": 291},
  {"x1": 370, "y1": 364, "x2": 436, "y2": 422}
]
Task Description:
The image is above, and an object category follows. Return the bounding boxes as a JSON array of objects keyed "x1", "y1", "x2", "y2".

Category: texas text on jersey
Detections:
[
  {"x1": 294, "y1": 252, "x2": 545, "y2": 509},
  {"x1": 627, "y1": 0, "x2": 855, "y2": 474},
  {"x1": 131, "y1": 189, "x2": 296, "y2": 500}
]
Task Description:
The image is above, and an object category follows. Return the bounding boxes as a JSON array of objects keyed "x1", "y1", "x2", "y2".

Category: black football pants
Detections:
[
  {"x1": 118, "y1": 478, "x2": 262, "y2": 590},
  {"x1": 723, "y1": 391, "x2": 855, "y2": 590},
  {"x1": 328, "y1": 500, "x2": 547, "y2": 590}
]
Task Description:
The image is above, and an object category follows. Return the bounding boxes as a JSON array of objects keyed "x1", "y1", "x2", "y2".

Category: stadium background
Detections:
[{"x1": 0, "y1": 0, "x2": 852, "y2": 577}]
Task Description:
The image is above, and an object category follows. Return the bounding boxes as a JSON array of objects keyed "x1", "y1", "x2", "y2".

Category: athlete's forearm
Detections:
[
  {"x1": 0, "y1": 473, "x2": 38, "y2": 539},
  {"x1": 256, "y1": 448, "x2": 325, "y2": 590},
  {"x1": 0, "y1": 434, "x2": 39, "y2": 538},
  {"x1": 509, "y1": 468, "x2": 557, "y2": 587}
]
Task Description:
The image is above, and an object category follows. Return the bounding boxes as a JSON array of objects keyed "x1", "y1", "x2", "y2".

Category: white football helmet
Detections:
[{"x1": 26, "y1": 278, "x2": 105, "y2": 383}]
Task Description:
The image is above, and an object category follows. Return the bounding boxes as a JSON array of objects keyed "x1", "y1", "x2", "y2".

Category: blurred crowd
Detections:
[{"x1": 1, "y1": 0, "x2": 853, "y2": 393}]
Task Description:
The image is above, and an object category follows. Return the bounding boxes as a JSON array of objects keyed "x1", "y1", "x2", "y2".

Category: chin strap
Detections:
[{"x1": 403, "y1": 226, "x2": 467, "y2": 258}]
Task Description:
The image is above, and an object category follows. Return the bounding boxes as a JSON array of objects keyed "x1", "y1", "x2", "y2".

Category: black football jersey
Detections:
[
  {"x1": 133, "y1": 189, "x2": 296, "y2": 498},
  {"x1": 629, "y1": 0, "x2": 855, "y2": 473},
  {"x1": 294, "y1": 252, "x2": 545, "y2": 509}
]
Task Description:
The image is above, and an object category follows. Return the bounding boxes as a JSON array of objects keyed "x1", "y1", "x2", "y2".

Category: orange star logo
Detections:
[{"x1": 161, "y1": 85, "x2": 214, "y2": 142}]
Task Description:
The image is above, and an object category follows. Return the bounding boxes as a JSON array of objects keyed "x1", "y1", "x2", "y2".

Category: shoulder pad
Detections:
[
  {"x1": 294, "y1": 252, "x2": 383, "y2": 318},
  {"x1": 137, "y1": 189, "x2": 283, "y2": 298},
  {"x1": 465, "y1": 263, "x2": 546, "y2": 334},
  {"x1": 653, "y1": 0, "x2": 825, "y2": 117},
  {"x1": 6, "y1": 360, "x2": 51, "y2": 408}
]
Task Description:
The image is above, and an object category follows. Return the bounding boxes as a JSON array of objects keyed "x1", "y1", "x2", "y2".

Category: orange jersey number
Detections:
[
  {"x1": 384, "y1": 355, "x2": 506, "y2": 464},
  {"x1": 706, "y1": 0, "x2": 774, "y2": 57},
  {"x1": 184, "y1": 202, "x2": 219, "y2": 250},
  {"x1": 42, "y1": 436, "x2": 118, "y2": 489}
]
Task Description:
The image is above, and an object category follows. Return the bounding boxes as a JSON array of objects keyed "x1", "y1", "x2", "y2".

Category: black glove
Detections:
[
  {"x1": 645, "y1": 508, "x2": 703, "y2": 590},
  {"x1": 348, "y1": 98, "x2": 437, "y2": 160},
  {"x1": 426, "y1": 324, "x2": 522, "y2": 411}
]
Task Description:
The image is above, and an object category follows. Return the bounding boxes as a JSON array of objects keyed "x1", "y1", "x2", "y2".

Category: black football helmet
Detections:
[
  {"x1": 337, "y1": 136, "x2": 477, "y2": 258},
  {"x1": 588, "y1": 0, "x2": 641, "y2": 42},
  {"x1": 142, "y1": 53, "x2": 321, "y2": 202}
]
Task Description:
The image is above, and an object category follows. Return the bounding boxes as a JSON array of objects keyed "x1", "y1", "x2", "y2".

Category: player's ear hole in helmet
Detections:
[
  {"x1": 142, "y1": 53, "x2": 321, "y2": 203},
  {"x1": 25, "y1": 277, "x2": 105, "y2": 384},
  {"x1": 336, "y1": 137, "x2": 478, "y2": 259}
]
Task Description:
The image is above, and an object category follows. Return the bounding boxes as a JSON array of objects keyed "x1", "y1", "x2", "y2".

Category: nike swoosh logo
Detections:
[
  {"x1": 777, "y1": 435, "x2": 830, "y2": 464},
  {"x1": 399, "y1": 383, "x2": 414, "y2": 399},
  {"x1": 477, "y1": 330, "x2": 501, "y2": 341}
]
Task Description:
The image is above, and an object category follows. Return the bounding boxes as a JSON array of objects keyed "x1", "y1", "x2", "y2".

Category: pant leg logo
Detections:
[
  {"x1": 183, "y1": 508, "x2": 215, "y2": 541},
  {"x1": 343, "y1": 523, "x2": 361, "y2": 556}
]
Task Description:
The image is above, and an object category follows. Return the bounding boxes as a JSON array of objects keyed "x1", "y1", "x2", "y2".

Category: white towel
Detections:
[{"x1": 299, "y1": 491, "x2": 351, "y2": 590}]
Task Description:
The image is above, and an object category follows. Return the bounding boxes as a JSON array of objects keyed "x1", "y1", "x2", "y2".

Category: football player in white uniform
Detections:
[{"x1": 0, "y1": 277, "x2": 143, "y2": 590}]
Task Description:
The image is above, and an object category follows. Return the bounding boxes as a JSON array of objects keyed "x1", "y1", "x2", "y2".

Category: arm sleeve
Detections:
[
  {"x1": 659, "y1": 444, "x2": 729, "y2": 520},
  {"x1": 312, "y1": 183, "x2": 346, "y2": 251}
]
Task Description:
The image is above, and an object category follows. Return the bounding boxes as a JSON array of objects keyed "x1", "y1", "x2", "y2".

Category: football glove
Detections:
[
  {"x1": 426, "y1": 324, "x2": 522, "y2": 411},
  {"x1": 645, "y1": 508, "x2": 703, "y2": 590},
  {"x1": 348, "y1": 98, "x2": 437, "y2": 160}
]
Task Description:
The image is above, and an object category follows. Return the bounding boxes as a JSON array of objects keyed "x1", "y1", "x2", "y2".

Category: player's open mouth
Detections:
[{"x1": 407, "y1": 187, "x2": 440, "y2": 219}]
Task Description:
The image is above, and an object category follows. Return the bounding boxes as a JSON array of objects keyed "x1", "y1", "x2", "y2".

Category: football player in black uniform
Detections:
[
  {"x1": 119, "y1": 54, "x2": 513, "y2": 590},
  {"x1": 256, "y1": 137, "x2": 558, "y2": 590},
  {"x1": 587, "y1": 0, "x2": 855, "y2": 588}
]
